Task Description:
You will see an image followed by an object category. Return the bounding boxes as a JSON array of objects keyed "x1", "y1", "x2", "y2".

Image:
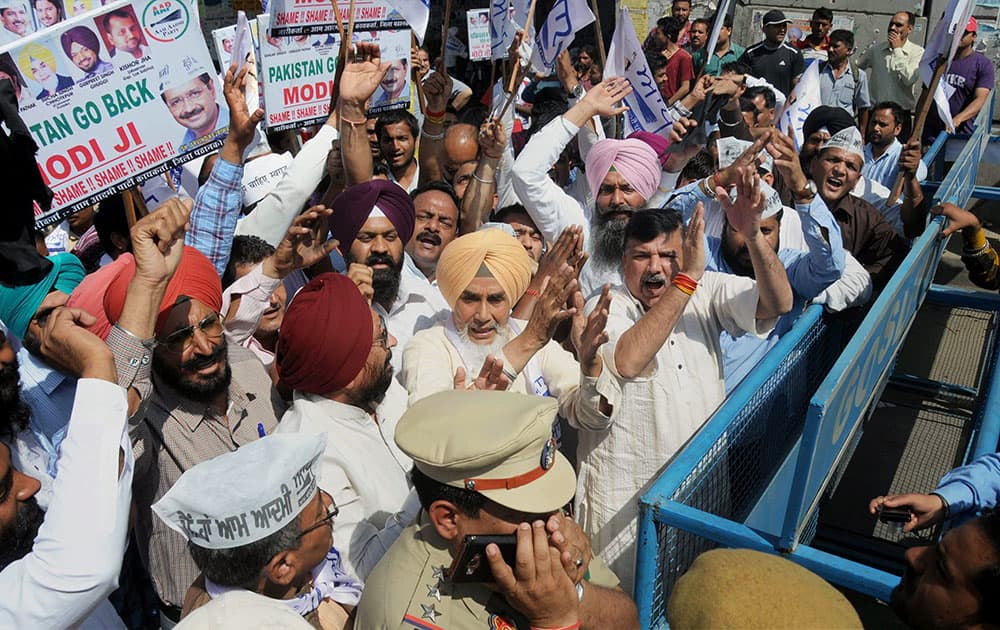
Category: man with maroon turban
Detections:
[
  {"x1": 331, "y1": 179, "x2": 446, "y2": 377},
  {"x1": 275, "y1": 272, "x2": 417, "y2": 581}
]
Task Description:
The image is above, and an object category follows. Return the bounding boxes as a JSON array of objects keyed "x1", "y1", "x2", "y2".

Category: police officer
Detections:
[{"x1": 355, "y1": 390, "x2": 639, "y2": 629}]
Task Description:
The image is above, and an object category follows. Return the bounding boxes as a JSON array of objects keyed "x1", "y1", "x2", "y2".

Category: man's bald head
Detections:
[{"x1": 444, "y1": 123, "x2": 479, "y2": 180}]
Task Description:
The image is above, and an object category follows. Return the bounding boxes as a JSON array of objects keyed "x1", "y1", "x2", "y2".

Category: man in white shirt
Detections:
[
  {"x1": 577, "y1": 174, "x2": 792, "y2": 592},
  {"x1": 0, "y1": 307, "x2": 131, "y2": 629},
  {"x1": 275, "y1": 272, "x2": 417, "y2": 581},
  {"x1": 512, "y1": 77, "x2": 661, "y2": 298}
]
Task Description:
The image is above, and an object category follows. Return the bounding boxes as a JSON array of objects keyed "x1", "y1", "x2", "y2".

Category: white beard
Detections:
[{"x1": 453, "y1": 322, "x2": 512, "y2": 378}]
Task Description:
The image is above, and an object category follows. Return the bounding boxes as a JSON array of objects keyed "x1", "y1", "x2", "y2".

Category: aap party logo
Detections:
[{"x1": 142, "y1": 0, "x2": 190, "y2": 42}]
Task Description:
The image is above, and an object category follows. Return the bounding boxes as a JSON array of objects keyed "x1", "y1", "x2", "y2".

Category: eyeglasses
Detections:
[
  {"x1": 372, "y1": 314, "x2": 389, "y2": 349},
  {"x1": 297, "y1": 490, "x2": 338, "y2": 539},
  {"x1": 158, "y1": 312, "x2": 224, "y2": 353}
]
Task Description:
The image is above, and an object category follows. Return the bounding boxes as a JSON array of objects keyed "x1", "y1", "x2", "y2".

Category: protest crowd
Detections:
[{"x1": 1, "y1": 0, "x2": 1000, "y2": 628}]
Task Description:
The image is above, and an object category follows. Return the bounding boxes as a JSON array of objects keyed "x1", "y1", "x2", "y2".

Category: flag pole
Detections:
[
  {"x1": 886, "y1": 54, "x2": 948, "y2": 205},
  {"x1": 507, "y1": 0, "x2": 538, "y2": 94},
  {"x1": 588, "y1": 0, "x2": 606, "y2": 67},
  {"x1": 439, "y1": 0, "x2": 452, "y2": 72},
  {"x1": 412, "y1": 32, "x2": 427, "y2": 113}
]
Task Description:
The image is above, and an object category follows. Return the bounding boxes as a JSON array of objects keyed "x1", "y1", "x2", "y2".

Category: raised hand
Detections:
[
  {"x1": 556, "y1": 49, "x2": 579, "y2": 94},
  {"x1": 223, "y1": 63, "x2": 264, "y2": 153},
  {"x1": 267, "y1": 206, "x2": 338, "y2": 278},
  {"x1": 580, "y1": 76, "x2": 632, "y2": 118},
  {"x1": 35, "y1": 306, "x2": 115, "y2": 381},
  {"x1": 669, "y1": 117, "x2": 697, "y2": 144},
  {"x1": 717, "y1": 165, "x2": 765, "y2": 238},
  {"x1": 681, "y1": 202, "x2": 706, "y2": 281},
  {"x1": 869, "y1": 493, "x2": 946, "y2": 533},
  {"x1": 524, "y1": 264, "x2": 579, "y2": 347},
  {"x1": 453, "y1": 355, "x2": 511, "y2": 391},
  {"x1": 932, "y1": 202, "x2": 983, "y2": 236},
  {"x1": 130, "y1": 197, "x2": 192, "y2": 287},
  {"x1": 764, "y1": 128, "x2": 809, "y2": 194},
  {"x1": 479, "y1": 117, "x2": 507, "y2": 160},
  {"x1": 423, "y1": 67, "x2": 453, "y2": 114},
  {"x1": 570, "y1": 284, "x2": 611, "y2": 377},
  {"x1": 546, "y1": 511, "x2": 593, "y2": 584},
  {"x1": 487, "y1": 521, "x2": 580, "y2": 629},
  {"x1": 898, "y1": 139, "x2": 923, "y2": 175},
  {"x1": 337, "y1": 42, "x2": 391, "y2": 109},
  {"x1": 347, "y1": 262, "x2": 374, "y2": 303}
]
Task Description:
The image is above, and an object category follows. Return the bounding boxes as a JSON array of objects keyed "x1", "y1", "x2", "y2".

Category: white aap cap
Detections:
[
  {"x1": 159, "y1": 55, "x2": 212, "y2": 93},
  {"x1": 724, "y1": 180, "x2": 783, "y2": 220},
  {"x1": 152, "y1": 432, "x2": 327, "y2": 550},
  {"x1": 717, "y1": 137, "x2": 774, "y2": 173},
  {"x1": 241, "y1": 152, "x2": 292, "y2": 208},
  {"x1": 822, "y1": 126, "x2": 864, "y2": 161}
]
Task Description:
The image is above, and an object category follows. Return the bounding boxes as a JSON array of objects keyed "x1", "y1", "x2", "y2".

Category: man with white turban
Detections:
[
  {"x1": 512, "y1": 78, "x2": 662, "y2": 297},
  {"x1": 402, "y1": 229, "x2": 610, "y2": 433}
]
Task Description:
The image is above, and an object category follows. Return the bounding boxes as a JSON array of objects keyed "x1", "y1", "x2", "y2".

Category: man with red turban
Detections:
[
  {"x1": 512, "y1": 78, "x2": 661, "y2": 298},
  {"x1": 330, "y1": 180, "x2": 447, "y2": 377},
  {"x1": 275, "y1": 272, "x2": 418, "y2": 581},
  {"x1": 402, "y1": 229, "x2": 611, "y2": 437}
]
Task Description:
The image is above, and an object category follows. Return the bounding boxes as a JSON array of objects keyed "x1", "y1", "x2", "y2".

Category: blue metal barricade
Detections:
[{"x1": 634, "y1": 96, "x2": 995, "y2": 628}]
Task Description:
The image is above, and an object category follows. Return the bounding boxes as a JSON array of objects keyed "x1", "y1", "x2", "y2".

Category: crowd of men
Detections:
[{"x1": 0, "y1": 2, "x2": 999, "y2": 629}]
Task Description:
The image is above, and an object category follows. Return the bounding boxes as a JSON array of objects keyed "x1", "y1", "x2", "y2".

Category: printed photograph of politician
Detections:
[
  {"x1": 0, "y1": 51, "x2": 33, "y2": 106},
  {"x1": 158, "y1": 55, "x2": 229, "y2": 151},
  {"x1": 60, "y1": 24, "x2": 112, "y2": 79},
  {"x1": 33, "y1": 0, "x2": 64, "y2": 29},
  {"x1": 96, "y1": 5, "x2": 148, "y2": 61},
  {"x1": 17, "y1": 40, "x2": 73, "y2": 100},
  {"x1": 367, "y1": 30, "x2": 410, "y2": 114},
  {"x1": 0, "y1": 0, "x2": 36, "y2": 45}
]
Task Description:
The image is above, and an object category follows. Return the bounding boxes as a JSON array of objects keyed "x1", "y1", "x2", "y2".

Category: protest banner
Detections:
[
  {"x1": 2, "y1": 0, "x2": 228, "y2": 227},
  {"x1": 394, "y1": 0, "x2": 428, "y2": 44},
  {"x1": 256, "y1": 14, "x2": 408, "y2": 129},
  {"x1": 529, "y1": 0, "x2": 594, "y2": 72},
  {"x1": 777, "y1": 60, "x2": 822, "y2": 150},
  {"x1": 605, "y1": 6, "x2": 673, "y2": 138},
  {"x1": 266, "y1": 0, "x2": 404, "y2": 38},
  {"x1": 466, "y1": 8, "x2": 490, "y2": 61},
  {"x1": 212, "y1": 17, "x2": 260, "y2": 70}
]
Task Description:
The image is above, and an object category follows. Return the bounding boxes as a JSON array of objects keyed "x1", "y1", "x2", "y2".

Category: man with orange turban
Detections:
[
  {"x1": 402, "y1": 228, "x2": 610, "y2": 434},
  {"x1": 512, "y1": 78, "x2": 661, "y2": 298},
  {"x1": 275, "y1": 272, "x2": 418, "y2": 582},
  {"x1": 111, "y1": 202, "x2": 287, "y2": 624}
]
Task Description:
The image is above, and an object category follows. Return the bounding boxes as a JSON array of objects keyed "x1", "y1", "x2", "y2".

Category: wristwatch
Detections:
[
  {"x1": 570, "y1": 83, "x2": 585, "y2": 100},
  {"x1": 794, "y1": 180, "x2": 817, "y2": 202}
]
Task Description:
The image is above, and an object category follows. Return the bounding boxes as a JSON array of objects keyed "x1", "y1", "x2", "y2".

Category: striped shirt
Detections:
[{"x1": 130, "y1": 344, "x2": 286, "y2": 607}]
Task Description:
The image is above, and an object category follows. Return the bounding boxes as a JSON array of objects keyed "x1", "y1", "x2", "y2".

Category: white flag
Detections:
[
  {"x1": 777, "y1": 60, "x2": 822, "y2": 150},
  {"x1": 490, "y1": 0, "x2": 514, "y2": 60},
  {"x1": 605, "y1": 7, "x2": 674, "y2": 137},
  {"x1": 396, "y1": 0, "x2": 431, "y2": 44},
  {"x1": 530, "y1": 0, "x2": 595, "y2": 72},
  {"x1": 919, "y1": 0, "x2": 973, "y2": 132}
]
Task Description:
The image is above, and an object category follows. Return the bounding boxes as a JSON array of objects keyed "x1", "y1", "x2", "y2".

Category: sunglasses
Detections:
[{"x1": 158, "y1": 312, "x2": 224, "y2": 353}]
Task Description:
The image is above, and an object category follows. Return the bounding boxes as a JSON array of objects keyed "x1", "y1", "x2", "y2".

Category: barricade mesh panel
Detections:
[{"x1": 648, "y1": 312, "x2": 846, "y2": 624}]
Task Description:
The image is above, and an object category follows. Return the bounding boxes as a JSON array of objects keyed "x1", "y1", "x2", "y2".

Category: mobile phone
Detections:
[
  {"x1": 878, "y1": 505, "x2": 912, "y2": 524},
  {"x1": 447, "y1": 534, "x2": 518, "y2": 583}
]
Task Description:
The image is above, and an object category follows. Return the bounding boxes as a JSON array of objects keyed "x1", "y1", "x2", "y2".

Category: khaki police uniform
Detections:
[{"x1": 354, "y1": 390, "x2": 622, "y2": 630}]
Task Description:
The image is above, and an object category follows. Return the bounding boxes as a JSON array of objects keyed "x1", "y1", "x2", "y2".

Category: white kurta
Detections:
[
  {"x1": 0, "y1": 379, "x2": 131, "y2": 629},
  {"x1": 401, "y1": 321, "x2": 608, "y2": 431},
  {"x1": 276, "y1": 381, "x2": 418, "y2": 582},
  {"x1": 576, "y1": 276, "x2": 775, "y2": 593}
]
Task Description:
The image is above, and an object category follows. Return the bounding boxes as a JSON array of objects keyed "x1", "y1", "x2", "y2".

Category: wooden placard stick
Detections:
[
  {"x1": 411, "y1": 32, "x2": 427, "y2": 113},
  {"x1": 439, "y1": 0, "x2": 452, "y2": 72},
  {"x1": 588, "y1": 0, "x2": 606, "y2": 67},
  {"x1": 887, "y1": 54, "x2": 948, "y2": 206}
]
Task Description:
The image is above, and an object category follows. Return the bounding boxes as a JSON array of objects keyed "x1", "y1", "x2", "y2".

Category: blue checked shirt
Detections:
[{"x1": 185, "y1": 157, "x2": 244, "y2": 276}]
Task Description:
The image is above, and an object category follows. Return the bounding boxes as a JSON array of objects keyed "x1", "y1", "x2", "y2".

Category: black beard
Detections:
[
  {"x1": 0, "y1": 357, "x2": 29, "y2": 441},
  {"x1": 349, "y1": 252, "x2": 403, "y2": 312},
  {"x1": 0, "y1": 495, "x2": 44, "y2": 570},
  {"x1": 351, "y1": 355, "x2": 394, "y2": 411},
  {"x1": 152, "y1": 337, "x2": 232, "y2": 403},
  {"x1": 590, "y1": 211, "x2": 630, "y2": 268}
]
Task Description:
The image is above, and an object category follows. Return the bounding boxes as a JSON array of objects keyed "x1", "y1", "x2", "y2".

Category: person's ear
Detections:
[
  {"x1": 264, "y1": 550, "x2": 297, "y2": 586},
  {"x1": 428, "y1": 499, "x2": 462, "y2": 541}
]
